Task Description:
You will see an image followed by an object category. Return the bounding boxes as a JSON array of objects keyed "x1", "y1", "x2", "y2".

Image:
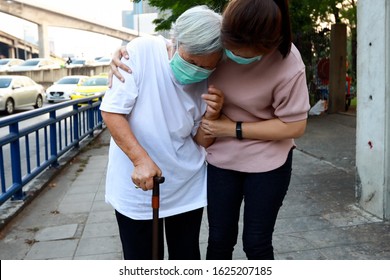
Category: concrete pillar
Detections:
[
  {"x1": 37, "y1": 23, "x2": 50, "y2": 58},
  {"x1": 328, "y1": 23, "x2": 347, "y2": 113},
  {"x1": 386, "y1": 0, "x2": 390, "y2": 218},
  {"x1": 8, "y1": 45, "x2": 16, "y2": 58},
  {"x1": 356, "y1": 0, "x2": 390, "y2": 220}
]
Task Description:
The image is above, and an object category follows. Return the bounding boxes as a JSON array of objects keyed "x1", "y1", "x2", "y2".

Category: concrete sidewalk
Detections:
[{"x1": 0, "y1": 112, "x2": 389, "y2": 260}]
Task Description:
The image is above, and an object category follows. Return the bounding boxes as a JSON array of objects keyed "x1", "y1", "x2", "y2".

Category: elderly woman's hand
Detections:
[
  {"x1": 131, "y1": 157, "x2": 162, "y2": 191},
  {"x1": 202, "y1": 85, "x2": 224, "y2": 121},
  {"x1": 108, "y1": 45, "x2": 131, "y2": 87}
]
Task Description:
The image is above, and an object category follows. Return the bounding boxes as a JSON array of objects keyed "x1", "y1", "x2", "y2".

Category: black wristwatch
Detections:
[{"x1": 236, "y1": 121, "x2": 243, "y2": 140}]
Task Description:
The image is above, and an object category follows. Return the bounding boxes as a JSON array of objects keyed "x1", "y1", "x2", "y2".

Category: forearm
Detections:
[
  {"x1": 202, "y1": 115, "x2": 307, "y2": 141},
  {"x1": 241, "y1": 118, "x2": 307, "y2": 140},
  {"x1": 101, "y1": 111, "x2": 148, "y2": 164}
]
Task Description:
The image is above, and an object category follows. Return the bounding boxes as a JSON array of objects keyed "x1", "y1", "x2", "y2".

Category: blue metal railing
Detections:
[{"x1": 0, "y1": 94, "x2": 104, "y2": 205}]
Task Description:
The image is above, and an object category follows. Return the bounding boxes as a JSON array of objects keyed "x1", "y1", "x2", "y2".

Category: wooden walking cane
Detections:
[{"x1": 152, "y1": 176, "x2": 165, "y2": 260}]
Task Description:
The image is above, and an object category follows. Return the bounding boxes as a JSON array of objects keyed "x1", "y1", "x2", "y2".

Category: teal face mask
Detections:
[
  {"x1": 169, "y1": 52, "x2": 214, "y2": 84},
  {"x1": 225, "y1": 49, "x2": 262, "y2": 65}
]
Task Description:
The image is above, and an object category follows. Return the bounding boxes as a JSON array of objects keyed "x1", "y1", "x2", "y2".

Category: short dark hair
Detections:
[{"x1": 221, "y1": 0, "x2": 292, "y2": 58}]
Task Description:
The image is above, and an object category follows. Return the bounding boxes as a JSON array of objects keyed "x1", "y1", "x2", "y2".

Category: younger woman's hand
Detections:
[
  {"x1": 201, "y1": 114, "x2": 235, "y2": 138},
  {"x1": 108, "y1": 45, "x2": 131, "y2": 87}
]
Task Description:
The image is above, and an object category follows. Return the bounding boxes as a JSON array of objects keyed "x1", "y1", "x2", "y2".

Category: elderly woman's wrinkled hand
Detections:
[
  {"x1": 131, "y1": 157, "x2": 162, "y2": 191},
  {"x1": 202, "y1": 85, "x2": 224, "y2": 121}
]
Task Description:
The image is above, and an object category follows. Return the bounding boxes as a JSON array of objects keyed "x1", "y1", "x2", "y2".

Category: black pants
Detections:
[
  {"x1": 206, "y1": 150, "x2": 293, "y2": 260},
  {"x1": 115, "y1": 207, "x2": 203, "y2": 260}
]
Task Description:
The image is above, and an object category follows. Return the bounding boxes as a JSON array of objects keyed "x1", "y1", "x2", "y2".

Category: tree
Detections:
[{"x1": 288, "y1": 0, "x2": 357, "y2": 106}]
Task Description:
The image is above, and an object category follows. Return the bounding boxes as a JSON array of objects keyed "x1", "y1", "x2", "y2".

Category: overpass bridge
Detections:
[{"x1": 0, "y1": 0, "x2": 144, "y2": 58}]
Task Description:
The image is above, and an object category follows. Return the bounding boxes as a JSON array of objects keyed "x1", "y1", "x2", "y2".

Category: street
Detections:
[{"x1": 0, "y1": 102, "x2": 73, "y2": 188}]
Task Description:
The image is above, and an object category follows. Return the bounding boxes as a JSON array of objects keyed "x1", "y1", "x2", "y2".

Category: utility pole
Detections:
[{"x1": 328, "y1": 23, "x2": 347, "y2": 113}]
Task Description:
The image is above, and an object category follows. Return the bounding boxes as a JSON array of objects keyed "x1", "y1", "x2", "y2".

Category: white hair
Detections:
[{"x1": 172, "y1": 5, "x2": 222, "y2": 55}]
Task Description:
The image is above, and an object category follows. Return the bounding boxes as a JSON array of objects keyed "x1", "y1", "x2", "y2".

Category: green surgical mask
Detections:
[
  {"x1": 169, "y1": 52, "x2": 214, "y2": 84},
  {"x1": 225, "y1": 49, "x2": 262, "y2": 64}
]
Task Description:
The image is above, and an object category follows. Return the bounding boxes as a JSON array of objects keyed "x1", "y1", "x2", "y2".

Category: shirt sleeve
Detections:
[
  {"x1": 191, "y1": 100, "x2": 207, "y2": 137},
  {"x1": 100, "y1": 45, "x2": 139, "y2": 115},
  {"x1": 272, "y1": 68, "x2": 310, "y2": 122}
]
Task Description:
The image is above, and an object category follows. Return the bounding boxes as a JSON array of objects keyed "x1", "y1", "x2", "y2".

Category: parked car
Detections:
[
  {"x1": 94, "y1": 57, "x2": 111, "y2": 66},
  {"x1": 46, "y1": 75, "x2": 89, "y2": 103},
  {"x1": 70, "y1": 74, "x2": 108, "y2": 103},
  {"x1": 0, "y1": 75, "x2": 45, "y2": 114},
  {"x1": 66, "y1": 58, "x2": 96, "y2": 68},
  {"x1": 8, "y1": 58, "x2": 61, "y2": 72},
  {"x1": 0, "y1": 58, "x2": 25, "y2": 72}
]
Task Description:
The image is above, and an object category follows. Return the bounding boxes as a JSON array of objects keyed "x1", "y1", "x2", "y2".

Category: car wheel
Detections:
[
  {"x1": 34, "y1": 95, "x2": 43, "y2": 109},
  {"x1": 5, "y1": 98, "x2": 15, "y2": 114}
]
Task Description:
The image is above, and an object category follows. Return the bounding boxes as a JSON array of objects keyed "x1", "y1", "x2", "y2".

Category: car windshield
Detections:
[
  {"x1": 97, "y1": 57, "x2": 110, "y2": 62},
  {"x1": 0, "y1": 78, "x2": 12, "y2": 88},
  {"x1": 70, "y1": 60, "x2": 85, "y2": 65},
  {"x1": 21, "y1": 60, "x2": 40, "y2": 66},
  {"x1": 0, "y1": 60, "x2": 10, "y2": 66},
  {"x1": 82, "y1": 77, "x2": 107, "y2": 86},
  {"x1": 57, "y1": 77, "x2": 81, "y2": 84}
]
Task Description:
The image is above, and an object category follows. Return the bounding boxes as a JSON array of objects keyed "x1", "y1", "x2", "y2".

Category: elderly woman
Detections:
[{"x1": 99, "y1": 6, "x2": 223, "y2": 260}]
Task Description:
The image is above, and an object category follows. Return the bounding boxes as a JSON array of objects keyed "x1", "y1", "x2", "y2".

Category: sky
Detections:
[{"x1": 0, "y1": 0, "x2": 138, "y2": 58}]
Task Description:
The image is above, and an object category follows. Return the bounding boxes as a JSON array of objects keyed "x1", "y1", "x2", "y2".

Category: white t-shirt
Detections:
[{"x1": 100, "y1": 36, "x2": 208, "y2": 220}]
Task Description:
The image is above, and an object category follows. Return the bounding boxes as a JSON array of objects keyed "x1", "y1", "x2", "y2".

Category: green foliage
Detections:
[{"x1": 289, "y1": 0, "x2": 357, "y2": 81}]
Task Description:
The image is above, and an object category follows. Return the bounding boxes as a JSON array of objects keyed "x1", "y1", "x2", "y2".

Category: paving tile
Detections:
[
  {"x1": 75, "y1": 236, "x2": 122, "y2": 257},
  {"x1": 276, "y1": 249, "x2": 327, "y2": 260},
  {"x1": 58, "y1": 201, "x2": 93, "y2": 214},
  {"x1": 318, "y1": 244, "x2": 390, "y2": 260},
  {"x1": 74, "y1": 252, "x2": 122, "y2": 260},
  {"x1": 67, "y1": 184, "x2": 100, "y2": 194},
  {"x1": 82, "y1": 222, "x2": 118, "y2": 238},
  {"x1": 87, "y1": 210, "x2": 116, "y2": 224},
  {"x1": 322, "y1": 204, "x2": 382, "y2": 227},
  {"x1": 94, "y1": 191, "x2": 106, "y2": 201},
  {"x1": 273, "y1": 233, "x2": 316, "y2": 253},
  {"x1": 299, "y1": 227, "x2": 360, "y2": 248},
  {"x1": 90, "y1": 200, "x2": 114, "y2": 212},
  {"x1": 60, "y1": 192, "x2": 96, "y2": 204},
  {"x1": 35, "y1": 224, "x2": 78, "y2": 241},
  {"x1": 25, "y1": 239, "x2": 79, "y2": 260},
  {"x1": 275, "y1": 215, "x2": 333, "y2": 234}
]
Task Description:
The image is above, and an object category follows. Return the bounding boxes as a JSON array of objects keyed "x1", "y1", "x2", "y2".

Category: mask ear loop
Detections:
[
  {"x1": 166, "y1": 40, "x2": 174, "y2": 60},
  {"x1": 169, "y1": 42, "x2": 179, "y2": 59},
  {"x1": 174, "y1": 41, "x2": 180, "y2": 57},
  {"x1": 167, "y1": 39, "x2": 178, "y2": 59}
]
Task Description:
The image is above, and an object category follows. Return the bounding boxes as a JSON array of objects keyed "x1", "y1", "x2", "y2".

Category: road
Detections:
[{"x1": 0, "y1": 101, "x2": 73, "y2": 190}]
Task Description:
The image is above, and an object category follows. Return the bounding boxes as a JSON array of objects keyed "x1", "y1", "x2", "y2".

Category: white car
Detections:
[
  {"x1": 8, "y1": 58, "x2": 61, "y2": 72},
  {"x1": 0, "y1": 75, "x2": 44, "y2": 114},
  {"x1": 0, "y1": 58, "x2": 25, "y2": 72},
  {"x1": 46, "y1": 75, "x2": 89, "y2": 103},
  {"x1": 66, "y1": 58, "x2": 96, "y2": 68},
  {"x1": 94, "y1": 57, "x2": 111, "y2": 66}
]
